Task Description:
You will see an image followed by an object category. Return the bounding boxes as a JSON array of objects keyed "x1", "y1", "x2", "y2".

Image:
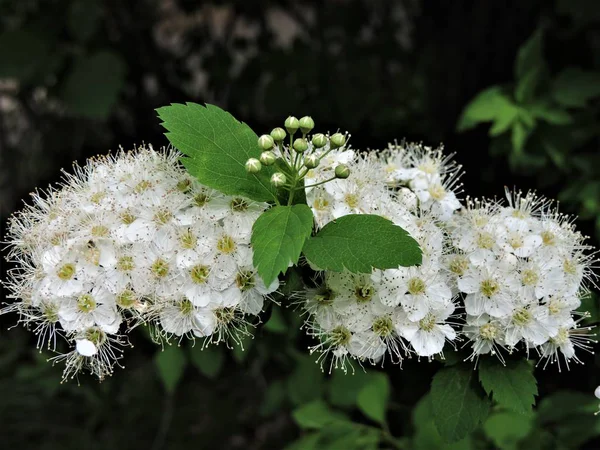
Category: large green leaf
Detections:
[
  {"x1": 154, "y1": 345, "x2": 187, "y2": 393},
  {"x1": 61, "y1": 51, "x2": 126, "y2": 120},
  {"x1": 251, "y1": 205, "x2": 314, "y2": 285},
  {"x1": 303, "y1": 214, "x2": 421, "y2": 273},
  {"x1": 157, "y1": 103, "x2": 277, "y2": 202},
  {"x1": 431, "y1": 365, "x2": 491, "y2": 443},
  {"x1": 552, "y1": 68, "x2": 600, "y2": 108},
  {"x1": 478, "y1": 359, "x2": 537, "y2": 415},
  {"x1": 356, "y1": 372, "x2": 390, "y2": 424}
]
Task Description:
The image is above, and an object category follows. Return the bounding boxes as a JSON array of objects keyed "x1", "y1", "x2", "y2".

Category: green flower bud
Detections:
[
  {"x1": 270, "y1": 172, "x2": 287, "y2": 187},
  {"x1": 285, "y1": 116, "x2": 299, "y2": 135},
  {"x1": 258, "y1": 134, "x2": 275, "y2": 150},
  {"x1": 299, "y1": 116, "x2": 315, "y2": 134},
  {"x1": 312, "y1": 133, "x2": 327, "y2": 148},
  {"x1": 260, "y1": 151, "x2": 276, "y2": 166},
  {"x1": 304, "y1": 154, "x2": 320, "y2": 169},
  {"x1": 245, "y1": 158, "x2": 262, "y2": 173},
  {"x1": 293, "y1": 138, "x2": 309, "y2": 153},
  {"x1": 330, "y1": 133, "x2": 346, "y2": 149},
  {"x1": 270, "y1": 127, "x2": 286, "y2": 142},
  {"x1": 334, "y1": 164, "x2": 350, "y2": 179}
]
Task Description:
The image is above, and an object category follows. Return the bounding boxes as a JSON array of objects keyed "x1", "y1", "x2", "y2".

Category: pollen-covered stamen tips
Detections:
[
  {"x1": 2, "y1": 145, "x2": 279, "y2": 380},
  {"x1": 245, "y1": 116, "x2": 350, "y2": 206}
]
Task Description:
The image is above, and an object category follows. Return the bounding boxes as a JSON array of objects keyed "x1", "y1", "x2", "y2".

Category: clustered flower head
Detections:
[
  {"x1": 446, "y1": 191, "x2": 597, "y2": 369},
  {"x1": 2, "y1": 112, "x2": 598, "y2": 382},
  {"x1": 3, "y1": 145, "x2": 277, "y2": 380},
  {"x1": 300, "y1": 142, "x2": 464, "y2": 371}
]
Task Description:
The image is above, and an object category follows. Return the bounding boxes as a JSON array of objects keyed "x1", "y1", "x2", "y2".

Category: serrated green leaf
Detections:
[
  {"x1": 483, "y1": 411, "x2": 533, "y2": 450},
  {"x1": 251, "y1": 204, "x2": 314, "y2": 285},
  {"x1": 478, "y1": 359, "x2": 537, "y2": 415},
  {"x1": 292, "y1": 400, "x2": 348, "y2": 430},
  {"x1": 356, "y1": 372, "x2": 390, "y2": 424},
  {"x1": 457, "y1": 86, "x2": 517, "y2": 132},
  {"x1": 303, "y1": 214, "x2": 421, "y2": 273},
  {"x1": 157, "y1": 103, "x2": 277, "y2": 202},
  {"x1": 413, "y1": 394, "x2": 473, "y2": 450},
  {"x1": 61, "y1": 51, "x2": 126, "y2": 119},
  {"x1": 515, "y1": 28, "x2": 545, "y2": 80},
  {"x1": 154, "y1": 345, "x2": 187, "y2": 393},
  {"x1": 431, "y1": 365, "x2": 491, "y2": 443},
  {"x1": 315, "y1": 422, "x2": 381, "y2": 450},
  {"x1": 188, "y1": 345, "x2": 224, "y2": 379},
  {"x1": 552, "y1": 68, "x2": 600, "y2": 108}
]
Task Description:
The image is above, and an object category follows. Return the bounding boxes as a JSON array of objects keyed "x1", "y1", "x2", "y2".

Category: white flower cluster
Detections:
[
  {"x1": 302, "y1": 143, "x2": 463, "y2": 371},
  {"x1": 446, "y1": 191, "x2": 597, "y2": 369},
  {"x1": 3, "y1": 145, "x2": 277, "y2": 380}
]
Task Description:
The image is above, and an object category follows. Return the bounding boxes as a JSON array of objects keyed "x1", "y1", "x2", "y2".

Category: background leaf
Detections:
[
  {"x1": 478, "y1": 359, "x2": 538, "y2": 415},
  {"x1": 431, "y1": 365, "x2": 491, "y2": 443},
  {"x1": 552, "y1": 68, "x2": 600, "y2": 108},
  {"x1": 303, "y1": 214, "x2": 422, "y2": 273},
  {"x1": 292, "y1": 400, "x2": 348, "y2": 430},
  {"x1": 157, "y1": 103, "x2": 277, "y2": 202},
  {"x1": 154, "y1": 346, "x2": 187, "y2": 393},
  {"x1": 60, "y1": 51, "x2": 126, "y2": 120},
  {"x1": 251, "y1": 204, "x2": 314, "y2": 285},
  {"x1": 356, "y1": 372, "x2": 390, "y2": 424},
  {"x1": 188, "y1": 345, "x2": 224, "y2": 379}
]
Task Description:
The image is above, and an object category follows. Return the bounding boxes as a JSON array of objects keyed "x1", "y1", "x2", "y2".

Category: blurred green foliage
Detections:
[{"x1": 1, "y1": 0, "x2": 599, "y2": 449}]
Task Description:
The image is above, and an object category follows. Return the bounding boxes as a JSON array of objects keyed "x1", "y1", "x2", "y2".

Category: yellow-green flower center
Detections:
[
  {"x1": 179, "y1": 298, "x2": 194, "y2": 315},
  {"x1": 418, "y1": 314, "x2": 436, "y2": 332},
  {"x1": 330, "y1": 325, "x2": 351, "y2": 346},
  {"x1": 512, "y1": 307, "x2": 532, "y2": 326},
  {"x1": 373, "y1": 316, "x2": 394, "y2": 337},
  {"x1": 151, "y1": 258, "x2": 169, "y2": 278},
  {"x1": 179, "y1": 229, "x2": 197, "y2": 249},
  {"x1": 479, "y1": 323, "x2": 498, "y2": 340},
  {"x1": 153, "y1": 209, "x2": 173, "y2": 225},
  {"x1": 428, "y1": 184, "x2": 446, "y2": 201},
  {"x1": 116, "y1": 289, "x2": 137, "y2": 308},
  {"x1": 476, "y1": 232, "x2": 494, "y2": 250},
  {"x1": 236, "y1": 271, "x2": 255, "y2": 291},
  {"x1": 194, "y1": 192, "x2": 209, "y2": 207},
  {"x1": 117, "y1": 256, "x2": 135, "y2": 272},
  {"x1": 354, "y1": 284, "x2": 375, "y2": 303},
  {"x1": 134, "y1": 180, "x2": 152, "y2": 193},
  {"x1": 408, "y1": 277, "x2": 426, "y2": 296},
  {"x1": 57, "y1": 263, "x2": 76, "y2": 280},
  {"x1": 177, "y1": 178, "x2": 192, "y2": 193},
  {"x1": 190, "y1": 264, "x2": 210, "y2": 284},
  {"x1": 541, "y1": 230, "x2": 555, "y2": 246},
  {"x1": 449, "y1": 256, "x2": 469, "y2": 276},
  {"x1": 315, "y1": 288, "x2": 335, "y2": 305},
  {"x1": 215, "y1": 307, "x2": 235, "y2": 324},
  {"x1": 85, "y1": 327, "x2": 107, "y2": 346},
  {"x1": 217, "y1": 235, "x2": 236, "y2": 254},
  {"x1": 521, "y1": 269, "x2": 539, "y2": 286},
  {"x1": 77, "y1": 294, "x2": 97, "y2": 312},
  {"x1": 91, "y1": 225, "x2": 109, "y2": 237},
  {"x1": 563, "y1": 258, "x2": 577, "y2": 275},
  {"x1": 42, "y1": 303, "x2": 59, "y2": 323},
  {"x1": 344, "y1": 193, "x2": 359, "y2": 209},
  {"x1": 120, "y1": 211, "x2": 136, "y2": 224},
  {"x1": 231, "y1": 197, "x2": 249, "y2": 212},
  {"x1": 480, "y1": 279, "x2": 499, "y2": 298}
]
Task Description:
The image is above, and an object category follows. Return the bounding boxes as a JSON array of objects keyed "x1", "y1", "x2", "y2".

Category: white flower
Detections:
[
  {"x1": 76, "y1": 338, "x2": 98, "y2": 357},
  {"x1": 458, "y1": 265, "x2": 514, "y2": 318},
  {"x1": 394, "y1": 305, "x2": 456, "y2": 357}
]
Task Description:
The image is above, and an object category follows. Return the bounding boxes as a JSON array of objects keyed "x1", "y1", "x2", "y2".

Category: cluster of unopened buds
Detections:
[
  {"x1": 245, "y1": 115, "x2": 351, "y2": 196},
  {"x1": 1, "y1": 113, "x2": 597, "y2": 381}
]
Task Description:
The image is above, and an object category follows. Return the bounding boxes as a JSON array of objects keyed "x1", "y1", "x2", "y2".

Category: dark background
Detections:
[{"x1": 0, "y1": 1, "x2": 599, "y2": 449}]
